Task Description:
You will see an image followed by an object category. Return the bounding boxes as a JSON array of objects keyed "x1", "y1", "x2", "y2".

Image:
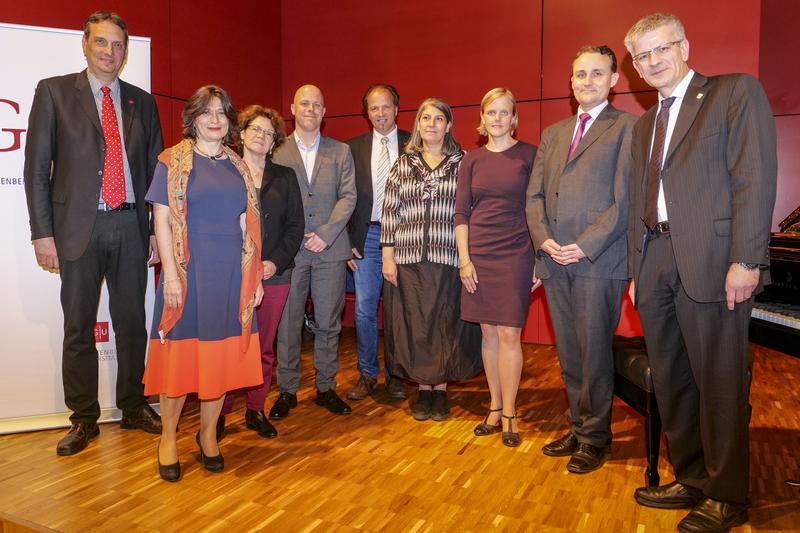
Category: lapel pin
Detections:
[
  {"x1": 696, "y1": 93, "x2": 703, "y2": 99},
  {"x1": 128, "y1": 99, "x2": 134, "y2": 105}
]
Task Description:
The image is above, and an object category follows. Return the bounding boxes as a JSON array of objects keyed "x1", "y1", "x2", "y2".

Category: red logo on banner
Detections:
[
  {"x1": 0, "y1": 99, "x2": 26, "y2": 153},
  {"x1": 94, "y1": 322, "x2": 109, "y2": 342}
]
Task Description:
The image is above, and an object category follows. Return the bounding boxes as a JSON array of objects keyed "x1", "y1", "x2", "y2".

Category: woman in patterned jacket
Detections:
[{"x1": 380, "y1": 97, "x2": 482, "y2": 422}]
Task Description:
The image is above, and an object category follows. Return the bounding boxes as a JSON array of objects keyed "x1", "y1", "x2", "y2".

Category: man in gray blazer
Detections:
[
  {"x1": 625, "y1": 13, "x2": 776, "y2": 533},
  {"x1": 527, "y1": 45, "x2": 634, "y2": 474},
  {"x1": 270, "y1": 84, "x2": 357, "y2": 418},
  {"x1": 345, "y1": 84, "x2": 411, "y2": 402}
]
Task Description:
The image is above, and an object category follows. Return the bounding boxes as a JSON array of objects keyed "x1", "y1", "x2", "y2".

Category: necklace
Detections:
[{"x1": 194, "y1": 144, "x2": 225, "y2": 162}]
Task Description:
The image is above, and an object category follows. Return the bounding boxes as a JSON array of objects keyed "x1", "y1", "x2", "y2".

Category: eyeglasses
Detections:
[
  {"x1": 248, "y1": 125, "x2": 276, "y2": 138},
  {"x1": 632, "y1": 40, "x2": 683, "y2": 64}
]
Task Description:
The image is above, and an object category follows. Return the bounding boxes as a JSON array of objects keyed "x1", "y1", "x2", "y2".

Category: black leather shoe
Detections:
[
  {"x1": 411, "y1": 390, "x2": 433, "y2": 421},
  {"x1": 501, "y1": 414, "x2": 521, "y2": 447},
  {"x1": 567, "y1": 443, "x2": 606, "y2": 473},
  {"x1": 196, "y1": 433, "x2": 224, "y2": 473},
  {"x1": 430, "y1": 390, "x2": 450, "y2": 421},
  {"x1": 269, "y1": 392, "x2": 297, "y2": 420},
  {"x1": 634, "y1": 480, "x2": 704, "y2": 509},
  {"x1": 315, "y1": 389, "x2": 352, "y2": 415},
  {"x1": 474, "y1": 407, "x2": 503, "y2": 436},
  {"x1": 120, "y1": 404, "x2": 162, "y2": 434},
  {"x1": 56, "y1": 422, "x2": 99, "y2": 456},
  {"x1": 678, "y1": 498, "x2": 749, "y2": 533},
  {"x1": 245, "y1": 409, "x2": 278, "y2": 438},
  {"x1": 386, "y1": 377, "x2": 407, "y2": 400},
  {"x1": 158, "y1": 459, "x2": 181, "y2": 482},
  {"x1": 542, "y1": 432, "x2": 578, "y2": 457},
  {"x1": 216, "y1": 415, "x2": 225, "y2": 442}
]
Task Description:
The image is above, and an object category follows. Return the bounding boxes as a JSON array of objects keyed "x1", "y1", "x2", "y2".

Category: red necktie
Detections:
[
  {"x1": 644, "y1": 97, "x2": 676, "y2": 229},
  {"x1": 101, "y1": 86, "x2": 125, "y2": 209},
  {"x1": 568, "y1": 112, "x2": 591, "y2": 160}
]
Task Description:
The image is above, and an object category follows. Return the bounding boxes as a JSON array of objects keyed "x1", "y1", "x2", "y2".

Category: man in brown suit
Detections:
[
  {"x1": 625, "y1": 13, "x2": 777, "y2": 533},
  {"x1": 527, "y1": 45, "x2": 635, "y2": 474}
]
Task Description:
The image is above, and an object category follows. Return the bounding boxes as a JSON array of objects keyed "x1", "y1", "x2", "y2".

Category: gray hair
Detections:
[{"x1": 624, "y1": 12, "x2": 686, "y2": 54}]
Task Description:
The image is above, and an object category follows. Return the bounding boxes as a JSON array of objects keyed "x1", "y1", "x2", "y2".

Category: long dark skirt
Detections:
[{"x1": 383, "y1": 261, "x2": 482, "y2": 384}]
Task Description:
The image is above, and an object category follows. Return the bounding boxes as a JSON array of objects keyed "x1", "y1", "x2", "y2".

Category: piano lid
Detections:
[{"x1": 779, "y1": 205, "x2": 800, "y2": 233}]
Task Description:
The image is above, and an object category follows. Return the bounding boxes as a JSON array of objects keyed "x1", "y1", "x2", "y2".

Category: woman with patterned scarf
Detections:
[
  {"x1": 380, "y1": 97, "x2": 482, "y2": 423},
  {"x1": 143, "y1": 85, "x2": 263, "y2": 481}
]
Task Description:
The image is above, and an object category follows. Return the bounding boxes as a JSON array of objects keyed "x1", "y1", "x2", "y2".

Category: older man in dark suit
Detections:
[
  {"x1": 625, "y1": 12, "x2": 777, "y2": 533},
  {"x1": 24, "y1": 11, "x2": 163, "y2": 456},
  {"x1": 345, "y1": 84, "x2": 411, "y2": 402},
  {"x1": 270, "y1": 84, "x2": 357, "y2": 419},
  {"x1": 527, "y1": 45, "x2": 635, "y2": 474}
]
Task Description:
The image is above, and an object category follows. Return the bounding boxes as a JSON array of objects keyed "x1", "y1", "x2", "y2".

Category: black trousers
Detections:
[
  {"x1": 543, "y1": 266, "x2": 625, "y2": 447},
  {"x1": 637, "y1": 233, "x2": 752, "y2": 503},
  {"x1": 59, "y1": 210, "x2": 148, "y2": 424}
]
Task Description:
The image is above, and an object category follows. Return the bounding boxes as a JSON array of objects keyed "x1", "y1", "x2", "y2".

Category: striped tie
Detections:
[{"x1": 373, "y1": 136, "x2": 390, "y2": 220}]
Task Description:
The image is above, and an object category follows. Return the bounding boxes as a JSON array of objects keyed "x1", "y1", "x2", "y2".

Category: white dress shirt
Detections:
[
  {"x1": 571, "y1": 100, "x2": 609, "y2": 139},
  {"x1": 370, "y1": 126, "x2": 399, "y2": 221},
  {"x1": 294, "y1": 130, "x2": 321, "y2": 182},
  {"x1": 650, "y1": 69, "x2": 695, "y2": 222}
]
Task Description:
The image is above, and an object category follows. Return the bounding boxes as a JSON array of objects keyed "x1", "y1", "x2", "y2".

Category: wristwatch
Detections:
[{"x1": 736, "y1": 262, "x2": 760, "y2": 271}]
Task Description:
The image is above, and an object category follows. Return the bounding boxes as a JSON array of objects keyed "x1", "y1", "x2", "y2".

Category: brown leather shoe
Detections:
[
  {"x1": 56, "y1": 422, "x2": 99, "y2": 456},
  {"x1": 542, "y1": 432, "x2": 577, "y2": 457},
  {"x1": 678, "y1": 497, "x2": 749, "y2": 533},
  {"x1": 120, "y1": 404, "x2": 162, "y2": 434},
  {"x1": 346, "y1": 375, "x2": 377, "y2": 400},
  {"x1": 634, "y1": 480, "x2": 704, "y2": 509}
]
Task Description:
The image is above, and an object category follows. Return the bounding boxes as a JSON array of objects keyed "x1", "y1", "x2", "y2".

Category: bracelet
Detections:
[
  {"x1": 736, "y1": 262, "x2": 760, "y2": 271},
  {"x1": 459, "y1": 260, "x2": 472, "y2": 269}
]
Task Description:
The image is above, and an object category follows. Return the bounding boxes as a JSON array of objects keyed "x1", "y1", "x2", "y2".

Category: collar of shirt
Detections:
[
  {"x1": 87, "y1": 70, "x2": 120, "y2": 100},
  {"x1": 294, "y1": 130, "x2": 321, "y2": 152},
  {"x1": 572, "y1": 100, "x2": 608, "y2": 138},
  {"x1": 372, "y1": 126, "x2": 398, "y2": 145},
  {"x1": 658, "y1": 68, "x2": 695, "y2": 105}
]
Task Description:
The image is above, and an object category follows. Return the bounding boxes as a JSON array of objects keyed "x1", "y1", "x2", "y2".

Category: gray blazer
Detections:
[
  {"x1": 272, "y1": 134, "x2": 357, "y2": 262},
  {"x1": 527, "y1": 103, "x2": 635, "y2": 280},
  {"x1": 628, "y1": 73, "x2": 777, "y2": 303}
]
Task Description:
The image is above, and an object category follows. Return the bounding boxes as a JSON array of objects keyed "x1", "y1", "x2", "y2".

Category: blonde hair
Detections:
[
  {"x1": 477, "y1": 88, "x2": 518, "y2": 136},
  {"x1": 405, "y1": 98, "x2": 461, "y2": 156},
  {"x1": 624, "y1": 12, "x2": 686, "y2": 53}
]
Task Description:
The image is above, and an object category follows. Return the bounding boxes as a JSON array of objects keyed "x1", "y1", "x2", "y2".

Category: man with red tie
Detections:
[{"x1": 24, "y1": 11, "x2": 164, "y2": 455}]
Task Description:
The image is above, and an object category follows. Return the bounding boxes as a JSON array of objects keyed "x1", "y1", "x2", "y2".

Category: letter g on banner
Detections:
[{"x1": 0, "y1": 98, "x2": 26, "y2": 152}]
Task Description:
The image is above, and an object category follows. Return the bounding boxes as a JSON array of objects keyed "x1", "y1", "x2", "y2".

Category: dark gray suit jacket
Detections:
[
  {"x1": 527, "y1": 103, "x2": 635, "y2": 280},
  {"x1": 628, "y1": 73, "x2": 777, "y2": 303},
  {"x1": 346, "y1": 129, "x2": 411, "y2": 255},
  {"x1": 24, "y1": 70, "x2": 163, "y2": 261},
  {"x1": 272, "y1": 134, "x2": 356, "y2": 262}
]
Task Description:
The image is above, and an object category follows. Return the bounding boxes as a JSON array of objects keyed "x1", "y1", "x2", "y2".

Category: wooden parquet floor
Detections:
[{"x1": 0, "y1": 329, "x2": 799, "y2": 532}]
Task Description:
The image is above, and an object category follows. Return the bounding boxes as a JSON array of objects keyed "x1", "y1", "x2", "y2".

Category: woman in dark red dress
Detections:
[{"x1": 454, "y1": 88, "x2": 539, "y2": 447}]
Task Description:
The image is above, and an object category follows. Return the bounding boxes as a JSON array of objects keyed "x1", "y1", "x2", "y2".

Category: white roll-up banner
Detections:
[{"x1": 0, "y1": 22, "x2": 155, "y2": 434}]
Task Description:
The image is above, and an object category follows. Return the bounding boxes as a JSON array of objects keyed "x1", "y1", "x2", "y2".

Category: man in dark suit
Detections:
[
  {"x1": 345, "y1": 84, "x2": 411, "y2": 402},
  {"x1": 24, "y1": 11, "x2": 163, "y2": 455},
  {"x1": 625, "y1": 13, "x2": 776, "y2": 532},
  {"x1": 527, "y1": 45, "x2": 634, "y2": 474},
  {"x1": 270, "y1": 84, "x2": 357, "y2": 419}
]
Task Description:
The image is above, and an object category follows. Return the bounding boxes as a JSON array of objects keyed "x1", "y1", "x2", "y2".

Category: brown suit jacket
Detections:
[
  {"x1": 527, "y1": 103, "x2": 635, "y2": 280},
  {"x1": 628, "y1": 72, "x2": 777, "y2": 303}
]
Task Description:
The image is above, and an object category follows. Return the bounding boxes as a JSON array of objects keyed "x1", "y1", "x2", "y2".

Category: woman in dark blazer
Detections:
[{"x1": 219, "y1": 105, "x2": 304, "y2": 438}]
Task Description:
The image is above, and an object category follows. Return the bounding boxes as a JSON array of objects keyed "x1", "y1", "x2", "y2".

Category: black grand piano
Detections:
[{"x1": 750, "y1": 206, "x2": 800, "y2": 356}]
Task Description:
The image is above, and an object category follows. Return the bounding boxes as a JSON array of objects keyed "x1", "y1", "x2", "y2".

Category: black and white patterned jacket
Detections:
[{"x1": 379, "y1": 150, "x2": 465, "y2": 267}]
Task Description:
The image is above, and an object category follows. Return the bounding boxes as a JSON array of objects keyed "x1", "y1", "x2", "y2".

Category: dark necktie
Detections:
[
  {"x1": 101, "y1": 86, "x2": 125, "y2": 209},
  {"x1": 644, "y1": 97, "x2": 676, "y2": 229},
  {"x1": 567, "y1": 112, "x2": 591, "y2": 160}
]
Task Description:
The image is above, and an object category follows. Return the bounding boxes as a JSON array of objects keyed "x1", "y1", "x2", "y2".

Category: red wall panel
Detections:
[
  {"x1": 760, "y1": 0, "x2": 800, "y2": 115},
  {"x1": 280, "y1": 0, "x2": 543, "y2": 119},
  {"x1": 774, "y1": 116, "x2": 800, "y2": 230},
  {"x1": 541, "y1": 0, "x2": 761, "y2": 99}
]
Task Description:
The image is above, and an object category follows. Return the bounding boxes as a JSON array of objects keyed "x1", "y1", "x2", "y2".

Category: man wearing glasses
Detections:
[{"x1": 625, "y1": 12, "x2": 776, "y2": 533}]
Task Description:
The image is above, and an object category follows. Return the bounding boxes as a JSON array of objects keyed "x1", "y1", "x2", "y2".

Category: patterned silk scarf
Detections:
[{"x1": 156, "y1": 138, "x2": 263, "y2": 351}]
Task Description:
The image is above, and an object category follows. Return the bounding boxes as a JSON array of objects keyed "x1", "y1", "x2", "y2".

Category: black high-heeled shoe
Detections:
[
  {"x1": 195, "y1": 430, "x2": 224, "y2": 472},
  {"x1": 502, "y1": 414, "x2": 521, "y2": 448},
  {"x1": 473, "y1": 407, "x2": 503, "y2": 436},
  {"x1": 157, "y1": 439, "x2": 181, "y2": 482}
]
